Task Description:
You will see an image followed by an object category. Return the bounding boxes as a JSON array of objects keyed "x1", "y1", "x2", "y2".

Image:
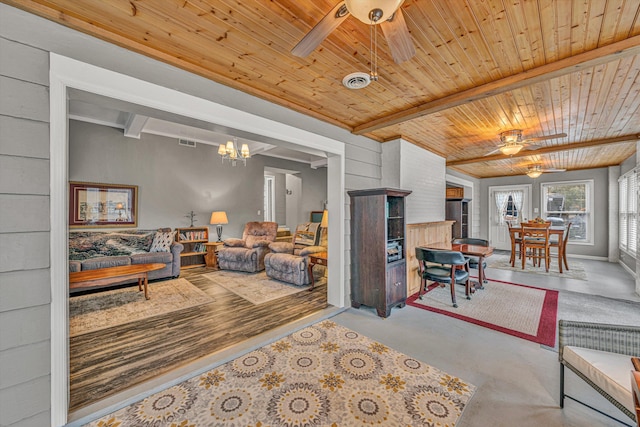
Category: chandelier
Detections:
[
  {"x1": 499, "y1": 130, "x2": 523, "y2": 156},
  {"x1": 217, "y1": 137, "x2": 250, "y2": 166}
]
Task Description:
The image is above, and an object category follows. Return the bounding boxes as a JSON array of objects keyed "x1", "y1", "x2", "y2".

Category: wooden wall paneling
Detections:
[{"x1": 405, "y1": 221, "x2": 454, "y2": 297}]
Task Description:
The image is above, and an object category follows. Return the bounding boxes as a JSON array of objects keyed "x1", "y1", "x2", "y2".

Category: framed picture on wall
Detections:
[{"x1": 69, "y1": 181, "x2": 138, "y2": 228}]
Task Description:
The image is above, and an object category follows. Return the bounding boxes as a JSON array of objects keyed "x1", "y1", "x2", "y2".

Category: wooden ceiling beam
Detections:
[
  {"x1": 446, "y1": 134, "x2": 640, "y2": 166},
  {"x1": 353, "y1": 34, "x2": 640, "y2": 135}
]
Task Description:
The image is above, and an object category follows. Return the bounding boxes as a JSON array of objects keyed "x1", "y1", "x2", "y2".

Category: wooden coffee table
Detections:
[{"x1": 69, "y1": 263, "x2": 166, "y2": 300}]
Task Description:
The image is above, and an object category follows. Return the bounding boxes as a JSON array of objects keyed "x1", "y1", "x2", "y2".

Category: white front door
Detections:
[{"x1": 488, "y1": 184, "x2": 532, "y2": 250}]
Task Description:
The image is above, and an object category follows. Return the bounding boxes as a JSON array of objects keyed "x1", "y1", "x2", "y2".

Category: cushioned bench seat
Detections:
[{"x1": 559, "y1": 320, "x2": 640, "y2": 425}]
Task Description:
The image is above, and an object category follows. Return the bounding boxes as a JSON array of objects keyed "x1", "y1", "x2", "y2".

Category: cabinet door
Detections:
[{"x1": 386, "y1": 261, "x2": 406, "y2": 307}]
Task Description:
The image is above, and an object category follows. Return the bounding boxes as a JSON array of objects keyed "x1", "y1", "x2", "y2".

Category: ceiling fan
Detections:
[
  {"x1": 525, "y1": 164, "x2": 567, "y2": 178},
  {"x1": 484, "y1": 129, "x2": 568, "y2": 156},
  {"x1": 291, "y1": 0, "x2": 416, "y2": 65}
]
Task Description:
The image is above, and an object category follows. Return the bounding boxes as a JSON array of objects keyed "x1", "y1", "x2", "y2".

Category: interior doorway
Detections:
[{"x1": 488, "y1": 184, "x2": 532, "y2": 250}]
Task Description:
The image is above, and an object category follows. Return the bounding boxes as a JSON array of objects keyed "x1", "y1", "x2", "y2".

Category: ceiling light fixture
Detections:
[
  {"x1": 343, "y1": 0, "x2": 404, "y2": 83},
  {"x1": 498, "y1": 129, "x2": 523, "y2": 156},
  {"x1": 218, "y1": 137, "x2": 250, "y2": 166},
  {"x1": 526, "y1": 165, "x2": 543, "y2": 178}
]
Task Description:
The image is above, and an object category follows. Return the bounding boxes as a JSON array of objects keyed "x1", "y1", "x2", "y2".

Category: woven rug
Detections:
[
  {"x1": 487, "y1": 254, "x2": 587, "y2": 280},
  {"x1": 69, "y1": 278, "x2": 213, "y2": 337},
  {"x1": 85, "y1": 320, "x2": 476, "y2": 426},
  {"x1": 407, "y1": 279, "x2": 558, "y2": 346},
  {"x1": 204, "y1": 270, "x2": 321, "y2": 305}
]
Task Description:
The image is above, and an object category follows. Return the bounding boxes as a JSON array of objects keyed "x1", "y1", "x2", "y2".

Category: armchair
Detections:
[
  {"x1": 415, "y1": 248, "x2": 471, "y2": 308},
  {"x1": 216, "y1": 221, "x2": 278, "y2": 273},
  {"x1": 264, "y1": 223, "x2": 326, "y2": 286}
]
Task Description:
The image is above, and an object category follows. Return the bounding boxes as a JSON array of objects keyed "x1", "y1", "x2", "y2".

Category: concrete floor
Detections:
[
  {"x1": 71, "y1": 254, "x2": 638, "y2": 427},
  {"x1": 334, "y1": 255, "x2": 640, "y2": 427}
]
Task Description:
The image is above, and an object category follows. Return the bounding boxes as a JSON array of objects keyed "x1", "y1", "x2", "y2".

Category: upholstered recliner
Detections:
[
  {"x1": 217, "y1": 221, "x2": 278, "y2": 273},
  {"x1": 264, "y1": 223, "x2": 326, "y2": 286}
]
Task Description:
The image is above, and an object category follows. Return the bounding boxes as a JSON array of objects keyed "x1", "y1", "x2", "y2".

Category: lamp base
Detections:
[{"x1": 216, "y1": 225, "x2": 223, "y2": 242}]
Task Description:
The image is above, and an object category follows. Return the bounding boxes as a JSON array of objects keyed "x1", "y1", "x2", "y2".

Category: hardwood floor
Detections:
[{"x1": 68, "y1": 267, "x2": 328, "y2": 412}]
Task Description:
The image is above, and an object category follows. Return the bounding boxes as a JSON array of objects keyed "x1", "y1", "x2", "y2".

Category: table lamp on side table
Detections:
[{"x1": 210, "y1": 211, "x2": 228, "y2": 242}]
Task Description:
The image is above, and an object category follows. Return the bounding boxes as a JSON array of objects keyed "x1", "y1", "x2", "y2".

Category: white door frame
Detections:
[
  {"x1": 487, "y1": 184, "x2": 532, "y2": 249},
  {"x1": 50, "y1": 54, "x2": 346, "y2": 426}
]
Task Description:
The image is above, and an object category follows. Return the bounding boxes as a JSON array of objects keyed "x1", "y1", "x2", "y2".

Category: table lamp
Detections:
[{"x1": 210, "y1": 211, "x2": 228, "y2": 242}]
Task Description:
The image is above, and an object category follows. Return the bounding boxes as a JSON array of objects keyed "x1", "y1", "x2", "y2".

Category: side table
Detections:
[
  {"x1": 307, "y1": 251, "x2": 327, "y2": 291},
  {"x1": 204, "y1": 242, "x2": 224, "y2": 269}
]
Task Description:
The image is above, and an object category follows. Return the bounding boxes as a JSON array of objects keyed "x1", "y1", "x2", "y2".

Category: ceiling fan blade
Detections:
[
  {"x1": 380, "y1": 9, "x2": 415, "y2": 64},
  {"x1": 291, "y1": 2, "x2": 349, "y2": 57},
  {"x1": 484, "y1": 147, "x2": 502, "y2": 156},
  {"x1": 523, "y1": 143, "x2": 541, "y2": 151},
  {"x1": 542, "y1": 168, "x2": 567, "y2": 172},
  {"x1": 522, "y1": 132, "x2": 567, "y2": 143}
]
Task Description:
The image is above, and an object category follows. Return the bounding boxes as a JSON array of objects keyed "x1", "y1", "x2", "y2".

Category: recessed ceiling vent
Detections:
[
  {"x1": 178, "y1": 139, "x2": 196, "y2": 148},
  {"x1": 342, "y1": 72, "x2": 371, "y2": 89}
]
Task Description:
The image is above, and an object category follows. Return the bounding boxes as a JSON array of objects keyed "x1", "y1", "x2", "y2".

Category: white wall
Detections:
[{"x1": 382, "y1": 139, "x2": 446, "y2": 224}]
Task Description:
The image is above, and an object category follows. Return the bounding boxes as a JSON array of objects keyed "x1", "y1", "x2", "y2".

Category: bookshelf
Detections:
[{"x1": 175, "y1": 227, "x2": 209, "y2": 269}]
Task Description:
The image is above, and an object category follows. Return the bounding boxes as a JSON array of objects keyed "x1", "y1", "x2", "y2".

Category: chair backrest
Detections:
[
  {"x1": 522, "y1": 224, "x2": 550, "y2": 246},
  {"x1": 242, "y1": 221, "x2": 278, "y2": 247},
  {"x1": 420, "y1": 248, "x2": 467, "y2": 266},
  {"x1": 452, "y1": 238, "x2": 489, "y2": 247}
]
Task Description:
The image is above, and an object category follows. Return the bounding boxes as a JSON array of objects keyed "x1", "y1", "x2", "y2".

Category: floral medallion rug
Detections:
[{"x1": 85, "y1": 320, "x2": 476, "y2": 427}]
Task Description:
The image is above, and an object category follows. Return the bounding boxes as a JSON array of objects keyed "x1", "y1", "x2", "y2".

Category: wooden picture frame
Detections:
[{"x1": 69, "y1": 181, "x2": 138, "y2": 228}]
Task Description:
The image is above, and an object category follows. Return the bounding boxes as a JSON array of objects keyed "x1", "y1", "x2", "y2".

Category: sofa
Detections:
[
  {"x1": 68, "y1": 229, "x2": 183, "y2": 288},
  {"x1": 217, "y1": 221, "x2": 278, "y2": 273},
  {"x1": 559, "y1": 320, "x2": 640, "y2": 424}
]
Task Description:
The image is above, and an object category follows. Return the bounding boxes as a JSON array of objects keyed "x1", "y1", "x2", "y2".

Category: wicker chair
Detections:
[{"x1": 559, "y1": 320, "x2": 640, "y2": 425}]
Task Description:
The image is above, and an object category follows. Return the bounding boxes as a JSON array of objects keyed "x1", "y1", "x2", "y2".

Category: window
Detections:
[
  {"x1": 619, "y1": 169, "x2": 638, "y2": 257},
  {"x1": 541, "y1": 180, "x2": 594, "y2": 245}
]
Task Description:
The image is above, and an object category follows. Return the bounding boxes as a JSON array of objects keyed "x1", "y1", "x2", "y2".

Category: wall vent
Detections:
[{"x1": 178, "y1": 139, "x2": 197, "y2": 148}]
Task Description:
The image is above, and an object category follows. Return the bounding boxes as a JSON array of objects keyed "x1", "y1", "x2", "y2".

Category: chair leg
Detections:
[
  {"x1": 465, "y1": 279, "x2": 471, "y2": 300},
  {"x1": 545, "y1": 249, "x2": 549, "y2": 272},
  {"x1": 418, "y1": 278, "x2": 426, "y2": 300},
  {"x1": 450, "y1": 282, "x2": 457, "y2": 308},
  {"x1": 563, "y1": 252, "x2": 570, "y2": 270},
  {"x1": 560, "y1": 363, "x2": 565, "y2": 408}
]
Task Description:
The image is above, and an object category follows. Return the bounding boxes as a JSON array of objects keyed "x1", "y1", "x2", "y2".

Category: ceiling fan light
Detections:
[
  {"x1": 527, "y1": 170, "x2": 543, "y2": 178},
  {"x1": 499, "y1": 129, "x2": 522, "y2": 144},
  {"x1": 499, "y1": 144, "x2": 523, "y2": 156},
  {"x1": 344, "y1": 0, "x2": 404, "y2": 24}
]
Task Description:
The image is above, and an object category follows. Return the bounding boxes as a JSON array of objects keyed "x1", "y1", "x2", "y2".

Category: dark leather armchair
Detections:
[
  {"x1": 415, "y1": 247, "x2": 471, "y2": 308},
  {"x1": 452, "y1": 237, "x2": 490, "y2": 283},
  {"x1": 217, "y1": 221, "x2": 278, "y2": 273}
]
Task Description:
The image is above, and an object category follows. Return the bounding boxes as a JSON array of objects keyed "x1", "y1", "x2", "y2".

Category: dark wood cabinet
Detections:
[
  {"x1": 446, "y1": 198, "x2": 470, "y2": 239},
  {"x1": 348, "y1": 188, "x2": 411, "y2": 318}
]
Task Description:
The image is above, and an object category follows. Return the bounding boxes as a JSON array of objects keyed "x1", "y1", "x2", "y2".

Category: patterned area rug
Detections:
[
  {"x1": 204, "y1": 270, "x2": 323, "y2": 305},
  {"x1": 407, "y1": 279, "x2": 558, "y2": 346},
  {"x1": 85, "y1": 320, "x2": 476, "y2": 426},
  {"x1": 487, "y1": 254, "x2": 587, "y2": 280},
  {"x1": 69, "y1": 278, "x2": 213, "y2": 337}
]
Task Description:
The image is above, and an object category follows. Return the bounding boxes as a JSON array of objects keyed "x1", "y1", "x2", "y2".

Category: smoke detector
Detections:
[{"x1": 342, "y1": 72, "x2": 371, "y2": 89}]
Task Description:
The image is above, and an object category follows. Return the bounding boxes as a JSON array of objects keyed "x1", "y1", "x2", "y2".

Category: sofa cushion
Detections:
[
  {"x1": 131, "y1": 251, "x2": 172, "y2": 264},
  {"x1": 69, "y1": 261, "x2": 82, "y2": 273},
  {"x1": 269, "y1": 242, "x2": 294, "y2": 253},
  {"x1": 81, "y1": 255, "x2": 131, "y2": 271},
  {"x1": 563, "y1": 346, "x2": 634, "y2": 413},
  {"x1": 150, "y1": 230, "x2": 174, "y2": 252}
]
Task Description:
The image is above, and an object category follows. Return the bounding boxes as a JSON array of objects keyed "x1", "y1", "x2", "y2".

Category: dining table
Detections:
[
  {"x1": 509, "y1": 223, "x2": 566, "y2": 273},
  {"x1": 419, "y1": 242, "x2": 494, "y2": 289}
]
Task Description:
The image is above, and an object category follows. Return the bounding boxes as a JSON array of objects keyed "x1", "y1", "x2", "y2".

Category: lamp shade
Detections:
[
  {"x1": 344, "y1": 0, "x2": 404, "y2": 24},
  {"x1": 320, "y1": 210, "x2": 329, "y2": 228},
  {"x1": 210, "y1": 211, "x2": 228, "y2": 225}
]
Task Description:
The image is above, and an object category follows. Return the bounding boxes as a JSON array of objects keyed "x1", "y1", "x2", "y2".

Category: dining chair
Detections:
[
  {"x1": 415, "y1": 247, "x2": 471, "y2": 308},
  {"x1": 506, "y1": 221, "x2": 522, "y2": 267},
  {"x1": 549, "y1": 222, "x2": 572, "y2": 273},
  {"x1": 451, "y1": 238, "x2": 490, "y2": 283},
  {"x1": 521, "y1": 222, "x2": 551, "y2": 272}
]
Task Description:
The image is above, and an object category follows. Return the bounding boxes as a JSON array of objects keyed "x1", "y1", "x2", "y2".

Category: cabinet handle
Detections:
[{"x1": 394, "y1": 282, "x2": 401, "y2": 287}]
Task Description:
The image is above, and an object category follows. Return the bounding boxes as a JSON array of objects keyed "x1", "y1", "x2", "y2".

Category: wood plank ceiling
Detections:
[{"x1": 6, "y1": 0, "x2": 640, "y2": 178}]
